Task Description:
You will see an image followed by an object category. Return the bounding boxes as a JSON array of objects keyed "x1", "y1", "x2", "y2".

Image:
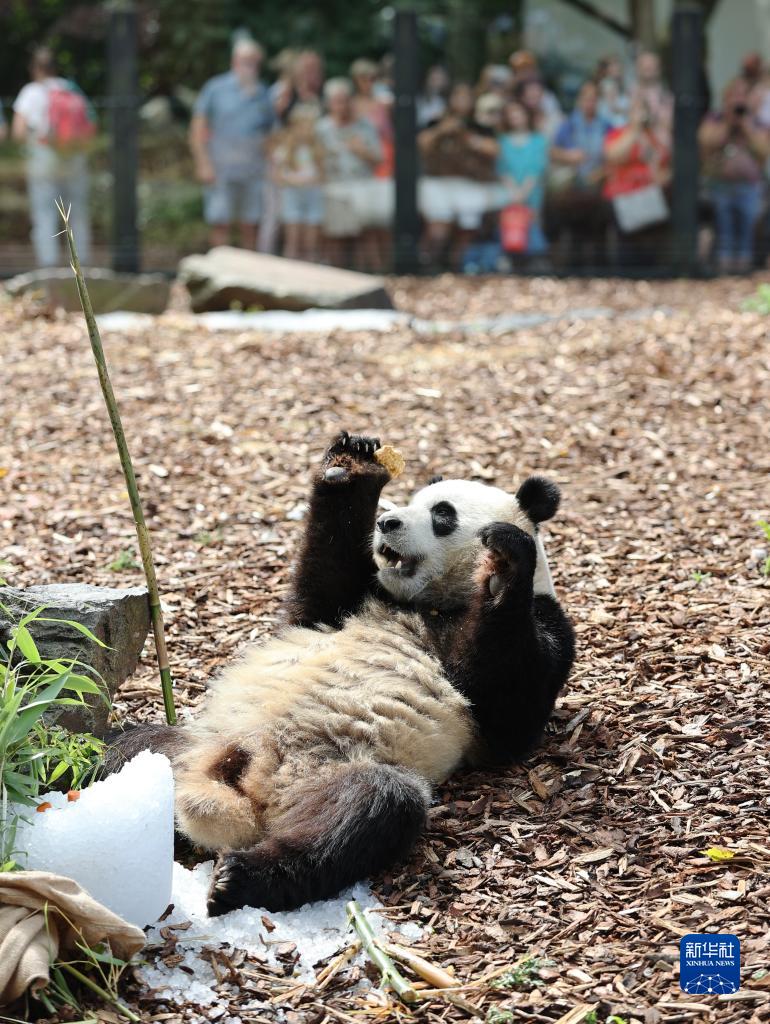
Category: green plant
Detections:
[
  {"x1": 107, "y1": 550, "x2": 140, "y2": 572},
  {"x1": 486, "y1": 1009, "x2": 515, "y2": 1024},
  {"x1": 757, "y1": 520, "x2": 770, "y2": 577},
  {"x1": 33, "y1": 906, "x2": 140, "y2": 1022},
  {"x1": 691, "y1": 570, "x2": 711, "y2": 584},
  {"x1": 490, "y1": 957, "x2": 553, "y2": 990},
  {"x1": 0, "y1": 603, "x2": 106, "y2": 869},
  {"x1": 743, "y1": 283, "x2": 770, "y2": 314},
  {"x1": 194, "y1": 528, "x2": 224, "y2": 547},
  {"x1": 32, "y1": 725, "x2": 105, "y2": 792}
]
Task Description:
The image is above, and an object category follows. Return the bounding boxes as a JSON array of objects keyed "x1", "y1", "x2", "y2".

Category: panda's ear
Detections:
[
  {"x1": 428, "y1": 474, "x2": 444, "y2": 485},
  {"x1": 516, "y1": 475, "x2": 561, "y2": 523}
]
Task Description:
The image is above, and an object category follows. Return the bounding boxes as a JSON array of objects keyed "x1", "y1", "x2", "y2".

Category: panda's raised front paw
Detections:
[
  {"x1": 478, "y1": 522, "x2": 536, "y2": 599},
  {"x1": 322, "y1": 430, "x2": 386, "y2": 484}
]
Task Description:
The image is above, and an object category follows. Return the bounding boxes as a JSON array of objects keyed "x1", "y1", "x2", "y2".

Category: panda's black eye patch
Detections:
[{"x1": 431, "y1": 501, "x2": 458, "y2": 536}]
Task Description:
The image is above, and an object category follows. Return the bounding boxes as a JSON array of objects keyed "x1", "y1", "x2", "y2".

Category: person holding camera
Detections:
[
  {"x1": 699, "y1": 79, "x2": 770, "y2": 274},
  {"x1": 602, "y1": 92, "x2": 671, "y2": 269}
]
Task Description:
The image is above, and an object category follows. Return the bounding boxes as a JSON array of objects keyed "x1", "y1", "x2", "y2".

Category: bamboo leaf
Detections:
[
  {"x1": 48, "y1": 761, "x2": 70, "y2": 784},
  {"x1": 61, "y1": 673, "x2": 103, "y2": 696},
  {"x1": 10, "y1": 625, "x2": 41, "y2": 664},
  {"x1": 36, "y1": 617, "x2": 109, "y2": 648},
  {"x1": 5, "y1": 673, "x2": 74, "y2": 743}
]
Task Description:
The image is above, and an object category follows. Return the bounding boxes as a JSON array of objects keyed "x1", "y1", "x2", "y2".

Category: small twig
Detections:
[
  {"x1": 316, "y1": 941, "x2": 361, "y2": 990},
  {"x1": 57, "y1": 962, "x2": 140, "y2": 1022},
  {"x1": 56, "y1": 198, "x2": 176, "y2": 725},
  {"x1": 438, "y1": 991, "x2": 487, "y2": 1018},
  {"x1": 346, "y1": 900, "x2": 416, "y2": 1003}
]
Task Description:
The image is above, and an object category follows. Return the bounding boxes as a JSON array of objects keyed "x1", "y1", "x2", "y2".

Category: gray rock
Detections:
[
  {"x1": 3, "y1": 268, "x2": 170, "y2": 314},
  {"x1": 0, "y1": 584, "x2": 151, "y2": 736},
  {"x1": 177, "y1": 246, "x2": 393, "y2": 313}
]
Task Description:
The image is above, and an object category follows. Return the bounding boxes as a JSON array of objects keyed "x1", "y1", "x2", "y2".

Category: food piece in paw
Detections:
[{"x1": 374, "y1": 445, "x2": 405, "y2": 478}]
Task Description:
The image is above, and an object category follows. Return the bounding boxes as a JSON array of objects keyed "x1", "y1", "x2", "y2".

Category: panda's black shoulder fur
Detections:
[{"x1": 516, "y1": 475, "x2": 561, "y2": 523}]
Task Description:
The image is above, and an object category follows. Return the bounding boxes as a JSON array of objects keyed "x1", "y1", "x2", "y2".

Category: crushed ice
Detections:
[{"x1": 139, "y1": 860, "x2": 422, "y2": 1014}]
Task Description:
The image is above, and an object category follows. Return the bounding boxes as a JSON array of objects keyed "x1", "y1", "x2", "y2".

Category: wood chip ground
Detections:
[{"x1": 1, "y1": 275, "x2": 768, "y2": 1024}]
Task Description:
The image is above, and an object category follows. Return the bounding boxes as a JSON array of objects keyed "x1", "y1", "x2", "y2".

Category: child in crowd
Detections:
[
  {"x1": 270, "y1": 103, "x2": 325, "y2": 261},
  {"x1": 497, "y1": 99, "x2": 549, "y2": 259}
]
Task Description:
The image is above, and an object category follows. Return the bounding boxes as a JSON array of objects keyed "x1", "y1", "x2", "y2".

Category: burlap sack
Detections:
[{"x1": 0, "y1": 871, "x2": 145, "y2": 1005}]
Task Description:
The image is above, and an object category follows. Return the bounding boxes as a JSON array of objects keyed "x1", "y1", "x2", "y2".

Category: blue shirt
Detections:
[
  {"x1": 553, "y1": 111, "x2": 611, "y2": 184},
  {"x1": 194, "y1": 72, "x2": 275, "y2": 181},
  {"x1": 497, "y1": 132, "x2": 549, "y2": 210}
]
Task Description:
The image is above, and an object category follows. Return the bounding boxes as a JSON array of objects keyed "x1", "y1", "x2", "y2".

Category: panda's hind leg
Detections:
[
  {"x1": 174, "y1": 739, "x2": 263, "y2": 851},
  {"x1": 206, "y1": 760, "x2": 430, "y2": 915}
]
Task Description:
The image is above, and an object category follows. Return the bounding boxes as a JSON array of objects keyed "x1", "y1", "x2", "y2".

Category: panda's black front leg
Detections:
[
  {"x1": 448, "y1": 522, "x2": 574, "y2": 765},
  {"x1": 287, "y1": 431, "x2": 392, "y2": 629}
]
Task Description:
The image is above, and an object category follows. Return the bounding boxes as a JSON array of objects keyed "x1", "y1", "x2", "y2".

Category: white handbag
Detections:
[{"x1": 612, "y1": 184, "x2": 669, "y2": 233}]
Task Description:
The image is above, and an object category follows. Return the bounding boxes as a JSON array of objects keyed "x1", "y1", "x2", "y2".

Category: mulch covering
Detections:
[{"x1": 1, "y1": 275, "x2": 769, "y2": 1024}]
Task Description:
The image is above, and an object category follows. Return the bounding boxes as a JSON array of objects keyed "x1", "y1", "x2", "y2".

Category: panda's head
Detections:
[{"x1": 373, "y1": 475, "x2": 560, "y2": 609}]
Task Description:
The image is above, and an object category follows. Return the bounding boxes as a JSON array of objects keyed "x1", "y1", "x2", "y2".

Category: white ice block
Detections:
[{"x1": 14, "y1": 750, "x2": 174, "y2": 928}]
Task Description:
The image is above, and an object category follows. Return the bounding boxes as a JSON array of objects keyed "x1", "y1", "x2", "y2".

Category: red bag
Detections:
[
  {"x1": 47, "y1": 83, "x2": 96, "y2": 150},
  {"x1": 500, "y1": 204, "x2": 533, "y2": 253}
]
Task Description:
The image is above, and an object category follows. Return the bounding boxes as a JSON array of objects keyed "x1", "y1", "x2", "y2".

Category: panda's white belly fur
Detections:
[{"x1": 174, "y1": 598, "x2": 475, "y2": 850}]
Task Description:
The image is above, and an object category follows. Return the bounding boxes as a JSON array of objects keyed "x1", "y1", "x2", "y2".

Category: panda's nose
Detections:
[{"x1": 377, "y1": 514, "x2": 402, "y2": 534}]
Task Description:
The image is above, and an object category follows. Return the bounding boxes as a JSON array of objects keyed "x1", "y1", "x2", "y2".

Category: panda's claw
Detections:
[
  {"x1": 325, "y1": 431, "x2": 383, "y2": 467},
  {"x1": 207, "y1": 851, "x2": 246, "y2": 917}
]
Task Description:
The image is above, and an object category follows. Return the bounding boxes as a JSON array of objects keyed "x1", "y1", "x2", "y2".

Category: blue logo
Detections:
[{"x1": 680, "y1": 934, "x2": 740, "y2": 994}]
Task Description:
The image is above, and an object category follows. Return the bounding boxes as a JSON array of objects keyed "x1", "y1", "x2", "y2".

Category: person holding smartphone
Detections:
[{"x1": 699, "y1": 79, "x2": 770, "y2": 274}]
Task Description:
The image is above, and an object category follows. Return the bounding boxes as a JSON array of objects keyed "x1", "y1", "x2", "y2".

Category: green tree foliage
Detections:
[
  {"x1": 0, "y1": 0, "x2": 395, "y2": 102},
  {"x1": 1, "y1": 0, "x2": 104, "y2": 101}
]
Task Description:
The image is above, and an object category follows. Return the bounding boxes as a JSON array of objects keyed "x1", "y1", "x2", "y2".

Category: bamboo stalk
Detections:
[
  {"x1": 56, "y1": 200, "x2": 176, "y2": 725},
  {"x1": 378, "y1": 940, "x2": 460, "y2": 989},
  {"x1": 345, "y1": 900, "x2": 416, "y2": 1003}
]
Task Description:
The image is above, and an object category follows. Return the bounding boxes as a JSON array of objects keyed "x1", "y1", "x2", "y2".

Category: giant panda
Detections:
[{"x1": 109, "y1": 431, "x2": 575, "y2": 915}]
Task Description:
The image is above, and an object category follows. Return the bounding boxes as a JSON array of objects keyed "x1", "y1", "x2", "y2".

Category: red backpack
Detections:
[{"x1": 46, "y1": 82, "x2": 96, "y2": 149}]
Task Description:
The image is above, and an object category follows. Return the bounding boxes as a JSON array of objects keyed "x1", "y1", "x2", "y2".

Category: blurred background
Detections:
[{"x1": 2, "y1": 0, "x2": 770, "y2": 279}]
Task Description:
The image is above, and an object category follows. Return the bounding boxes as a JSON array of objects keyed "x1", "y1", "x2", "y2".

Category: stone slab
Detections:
[
  {"x1": 0, "y1": 584, "x2": 151, "y2": 736},
  {"x1": 177, "y1": 246, "x2": 393, "y2": 313},
  {"x1": 4, "y1": 268, "x2": 171, "y2": 314}
]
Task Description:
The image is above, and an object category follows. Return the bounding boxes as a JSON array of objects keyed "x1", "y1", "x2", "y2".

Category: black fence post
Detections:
[
  {"x1": 671, "y1": 2, "x2": 704, "y2": 276},
  {"x1": 107, "y1": 0, "x2": 140, "y2": 273},
  {"x1": 393, "y1": 10, "x2": 420, "y2": 275}
]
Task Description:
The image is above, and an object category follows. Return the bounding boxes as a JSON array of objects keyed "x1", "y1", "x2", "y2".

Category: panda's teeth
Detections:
[{"x1": 395, "y1": 560, "x2": 403, "y2": 571}]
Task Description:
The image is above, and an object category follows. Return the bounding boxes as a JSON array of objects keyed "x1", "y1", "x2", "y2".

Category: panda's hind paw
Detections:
[
  {"x1": 478, "y1": 522, "x2": 536, "y2": 599},
  {"x1": 207, "y1": 852, "x2": 246, "y2": 917},
  {"x1": 207, "y1": 846, "x2": 298, "y2": 915}
]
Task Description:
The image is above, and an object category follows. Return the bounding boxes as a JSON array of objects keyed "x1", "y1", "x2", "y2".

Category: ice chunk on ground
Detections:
[
  {"x1": 14, "y1": 750, "x2": 174, "y2": 929},
  {"x1": 139, "y1": 860, "x2": 418, "y2": 1009}
]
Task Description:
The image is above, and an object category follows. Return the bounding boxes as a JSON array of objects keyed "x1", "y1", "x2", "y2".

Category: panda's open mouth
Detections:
[{"x1": 377, "y1": 543, "x2": 423, "y2": 578}]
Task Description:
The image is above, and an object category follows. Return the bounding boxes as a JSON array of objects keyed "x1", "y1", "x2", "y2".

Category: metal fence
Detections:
[{"x1": 0, "y1": 6, "x2": 720, "y2": 279}]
